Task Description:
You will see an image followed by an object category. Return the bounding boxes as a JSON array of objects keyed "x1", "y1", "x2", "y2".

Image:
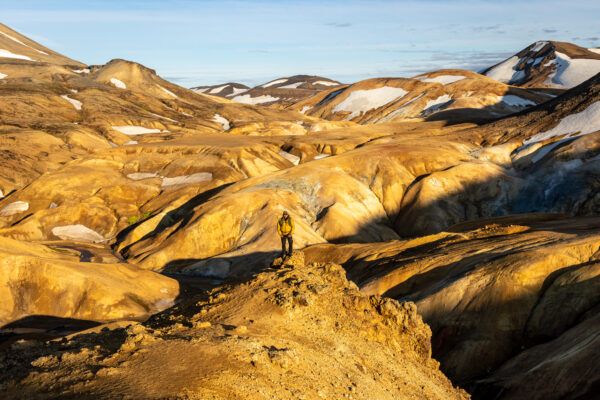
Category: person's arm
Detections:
[
  {"x1": 290, "y1": 218, "x2": 295, "y2": 235},
  {"x1": 277, "y1": 219, "x2": 282, "y2": 236}
]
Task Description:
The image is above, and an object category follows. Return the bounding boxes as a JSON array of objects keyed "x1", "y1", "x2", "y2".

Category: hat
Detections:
[{"x1": 283, "y1": 210, "x2": 289, "y2": 215}]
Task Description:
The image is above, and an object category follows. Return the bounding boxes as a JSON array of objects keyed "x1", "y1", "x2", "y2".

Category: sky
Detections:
[{"x1": 1, "y1": 0, "x2": 599, "y2": 87}]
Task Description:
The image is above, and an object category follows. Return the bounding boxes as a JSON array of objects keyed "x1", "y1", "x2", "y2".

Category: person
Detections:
[{"x1": 277, "y1": 210, "x2": 295, "y2": 258}]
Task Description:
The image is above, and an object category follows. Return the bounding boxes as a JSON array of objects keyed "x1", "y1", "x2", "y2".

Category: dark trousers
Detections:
[{"x1": 281, "y1": 235, "x2": 293, "y2": 256}]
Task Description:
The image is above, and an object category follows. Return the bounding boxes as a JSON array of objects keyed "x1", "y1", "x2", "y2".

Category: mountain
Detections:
[
  {"x1": 483, "y1": 40, "x2": 600, "y2": 88},
  {"x1": 289, "y1": 69, "x2": 551, "y2": 124},
  {"x1": 191, "y1": 82, "x2": 250, "y2": 97},
  {"x1": 2, "y1": 22, "x2": 600, "y2": 400},
  {"x1": 205, "y1": 75, "x2": 344, "y2": 107}
]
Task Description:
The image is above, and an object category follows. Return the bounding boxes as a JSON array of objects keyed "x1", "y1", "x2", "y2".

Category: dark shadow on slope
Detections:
[
  {"x1": 116, "y1": 182, "x2": 234, "y2": 258},
  {"x1": 0, "y1": 315, "x2": 101, "y2": 350}
]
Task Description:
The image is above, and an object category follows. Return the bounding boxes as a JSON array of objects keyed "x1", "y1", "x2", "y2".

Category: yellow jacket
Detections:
[{"x1": 277, "y1": 216, "x2": 295, "y2": 236}]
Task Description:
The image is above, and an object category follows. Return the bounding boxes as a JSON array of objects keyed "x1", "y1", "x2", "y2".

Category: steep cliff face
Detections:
[{"x1": 0, "y1": 254, "x2": 468, "y2": 399}]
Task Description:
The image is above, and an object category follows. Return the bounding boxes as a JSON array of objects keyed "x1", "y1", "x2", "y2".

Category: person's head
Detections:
[{"x1": 282, "y1": 210, "x2": 289, "y2": 218}]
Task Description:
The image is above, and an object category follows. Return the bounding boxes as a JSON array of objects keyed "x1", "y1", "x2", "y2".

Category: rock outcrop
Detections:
[{"x1": 0, "y1": 255, "x2": 468, "y2": 399}]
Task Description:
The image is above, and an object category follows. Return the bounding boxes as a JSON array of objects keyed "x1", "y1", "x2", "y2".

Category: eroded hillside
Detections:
[{"x1": 1, "y1": 22, "x2": 600, "y2": 400}]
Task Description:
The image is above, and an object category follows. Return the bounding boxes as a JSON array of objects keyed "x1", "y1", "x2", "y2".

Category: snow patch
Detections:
[
  {"x1": 60, "y1": 95, "x2": 82, "y2": 110},
  {"x1": 123, "y1": 141, "x2": 138, "y2": 145},
  {"x1": 333, "y1": 86, "x2": 409, "y2": 119},
  {"x1": 150, "y1": 113, "x2": 178, "y2": 123},
  {"x1": 524, "y1": 100, "x2": 600, "y2": 145},
  {"x1": 498, "y1": 95, "x2": 536, "y2": 108},
  {"x1": 419, "y1": 75, "x2": 466, "y2": 85},
  {"x1": 423, "y1": 94, "x2": 453, "y2": 114},
  {"x1": 485, "y1": 56, "x2": 525, "y2": 84},
  {"x1": 226, "y1": 87, "x2": 249, "y2": 97},
  {"x1": 313, "y1": 80, "x2": 338, "y2": 86},
  {"x1": 161, "y1": 172, "x2": 213, "y2": 188},
  {"x1": 154, "y1": 298, "x2": 174, "y2": 310},
  {"x1": 112, "y1": 126, "x2": 164, "y2": 135},
  {"x1": 300, "y1": 105, "x2": 312, "y2": 114},
  {"x1": 0, "y1": 31, "x2": 47, "y2": 54},
  {"x1": 314, "y1": 154, "x2": 330, "y2": 160},
  {"x1": 231, "y1": 94, "x2": 279, "y2": 104},
  {"x1": 531, "y1": 41, "x2": 549, "y2": 52},
  {"x1": 278, "y1": 150, "x2": 300, "y2": 165},
  {"x1": 209, "y1": 85, "x2": 228, "y2": 94},
  {"x1": 0, "y1": 72, "x2": 6, "y2": 79},
  {"x1": 109, "y1": 78, "x2": 126, "y2": 89},
  {"x1": 0, "y1": 49, "x2": 33, "y2": 61},
  {"x1": 159, "y1": 85, "x2": 178, "y2": 98},
  {"x1": 192, "y1": 88, "x2": 209, "y2": 93},
  {"x1": 127, "y1": 172, "x2": 159, "y2": 181},
  {"x1": 0, "y1": 201, "x2": 29, "y2": 217},
  {"x1": 589, "y1": 48, "x2": 600, "y2": 55},
  {"x1": 543, "y1": 51, "x2": 600, "y2": 88},
  {"x1": 73, "y1": 68, "x2": 90, "y2": 74},
  {"x1": 262, "y1": 78, "x2": 287, "y2": 88},
  {"x1": 0, "y1": 190, "x2": 3, "y2": 198},
  {"x1": 212, "y1": 114, "x2": 230, "y2": 130},
  {"x1": 279, "y1": 81, "x2": 305, "y2": 89},
  {"x1": 51, "y1": 225, "x2": 105, "y2": 243}
]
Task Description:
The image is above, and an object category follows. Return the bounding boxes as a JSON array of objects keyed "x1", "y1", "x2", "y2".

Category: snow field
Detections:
[
  {"x1": 231, "y1": 94, "x2": 279, "y2": 104},
  {"x1": 110, "y1": 78, "x2": 126, "y2": 89},
  {"x1": 278, "y1": 150, "x2": 300, "y2": 165},
  {"x1": 262, "y1": 78, "x2": 288, "y2": 88},
  {"x1": 485, "y1": 56, "x2": 525, "y2": 84},
  {"x1": 419, "y1": 75, "x2": 466, "y2": 85},
  {"x1": 0, "y1": 49, "x2": 34, "y2": 61},
  {"x1": 51, "y1": 225, "x2": 105, "y2": 243},
  {"x1": 212, "y1": 114, "x2": 230, "y2": 130},
  {"x1": 60, "y1": 95, "x2": 82, "y2": 110},
  {"x1": 524, "y1": 100, "x2": 600, "y2": 145},
  {"x1": 112, "y1": 126, "x2": 166, "y2": 135},
  {"x1": 543, "y1": 52, "x2": 600, "y2": 88},
  {"x1": 0, "y1": 201, "x2": 29, "y2": 217},
  {"x1": 333, "y1": 86, "x2": 409, "y2": 119}
]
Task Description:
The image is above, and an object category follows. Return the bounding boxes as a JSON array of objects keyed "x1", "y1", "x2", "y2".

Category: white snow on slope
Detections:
[
  {"x1": 280, "y1": 81, "x2": 305, "y2": 89},
  {"x1": 123, "y1": 141, "x2": 138, "y2": 145},
  {"x1": 159, "y1": 85, "x2": 178, "y2": 98},
  {"x1": 376, "y1": 92, "x2": 427, "y2": 123},
  {"x1": 531, "y1": 41, "x2": 549, "y2": 52},
  {"x1": 0, "y1": 201, "x2": 29, "y2": 217},
  {"x1": 161, "y1": 172, "x2": 213, "y2": 188},
  {"x1": 51, "y1": 224, "x2": 105, "y2": 243},
  {"x1": 60, "y1": 95, "x2": 82, "y2": 110},
  {"x1": 110, "y1": 78, "x2": 126, "y2": 89},
  {"x1": 73, "y1": 68, "x2": 90, "y2": 74},
  {"x1": 486, "y1": 56, "x2": 525, "y2": 84},
  {"x1": 112, "y1": 126, "x2": 164, "y2": 135},
  {"x1": 314, "y1": 154, "x2": 330, "y2": 160},
  {"x1": 423, "y1": 94, "x2": 453, "y2": 114},
  {"x1": 0, "y1": 189, "x2": 3, "y2": 198},
  {"x1": 192, "y1": 88, "x2": 209, "y2": 93},
  {"x1": 278, "y1": 150, "x2": 300, "y2": 165},
  {"x1": 313, "y1": 80, "x2": 338, "y2": 86},
  {"x1": 226, "y1": 87, "x2": 249, "y2": 97},
  {"x1": 0, "y1": 31, "x2": 48, "y2": 54},
  {"x1": 231, "y1": 94, "x2": 279, "y2": 104},
  {"x1": 419, "y1": 75, "x2": 466, "y2": 85},
  {"x1": 543, "y1": 52, "x2": 600, "y2": 88},
  {"x1": 523, "y1": 100, "x2": 600, "y2": 145},
  {"x1": 150, "y1": 113, "x2": 178, "y2": 123},
  {"x1": 209, "y1": 85, "x2": 228, "y2": 94},
  {"x1": 0, "y1": 49, "x2": 33, "y2": 61},
  {"x1": 212, "y1": 114, "x2": 230, "y2": 130},
  {"x1": 262, "y1": 78, "x2": 287, "y2": 88},
  {"x1": 333, "y1": 86, "x2": 409, "y2": 119},
  {"x1": 127, "y1": 172, "x2": 159, "y2": 180},
  {"x1": 589, "y1": 48, "x2": 600, "y2": 55},
  {"x1": 0, "y1": 72, "x2": 6, "y2": 79},
  {"x1": 498, "y1": 95, "x2": 536, "y2": 108},
  {"x1": 300, "y1": 105, "x2": 312, "y2": 114}
]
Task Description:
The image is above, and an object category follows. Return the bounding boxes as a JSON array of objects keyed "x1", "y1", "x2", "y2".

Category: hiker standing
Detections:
[{"x1": 277, "y1": 210, "x2": 295, "y2": 258}]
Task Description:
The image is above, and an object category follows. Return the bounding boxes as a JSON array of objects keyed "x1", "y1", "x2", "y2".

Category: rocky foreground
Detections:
[{"x1": 0, "y1": 253, "x2": 467, "y2": 399}]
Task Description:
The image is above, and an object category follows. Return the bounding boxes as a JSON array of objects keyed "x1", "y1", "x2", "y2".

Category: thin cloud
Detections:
[
  {"x1": 543, "y1": 28, "x2": 557, "y2": 33},
  {"x1": 326, "y1": 22, "x2": 352, "y2": 28}
]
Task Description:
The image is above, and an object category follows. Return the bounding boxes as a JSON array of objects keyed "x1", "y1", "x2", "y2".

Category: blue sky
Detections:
[{"x1": 1, "y1": 0, "x2": 599, "y2": 87}]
